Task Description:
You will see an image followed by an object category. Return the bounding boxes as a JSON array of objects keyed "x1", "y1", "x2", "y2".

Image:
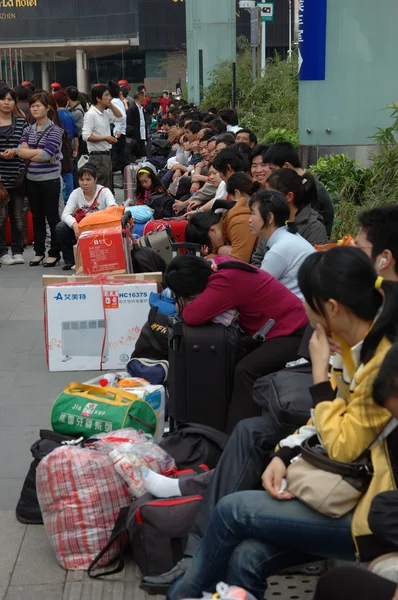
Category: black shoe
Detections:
[
  {"x1": 140, "y1": 557, "x2": 191, "y2": 595},
  {"x1": 29, "y1": 256, "x2": 44, "y2": 266},
  {"x1": 62, "y1": 264, "x2": 74, "y2": 271},
  {"x1": 43, "y1": 257, "x2": 61, "y2": 268}
]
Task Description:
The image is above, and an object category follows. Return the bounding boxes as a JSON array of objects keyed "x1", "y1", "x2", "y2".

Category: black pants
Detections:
[
  {"x1": 314, "y1": 567, "x2": 396, "y2": 600},
  {"x1": 27, "y1": 178, "x2": 61, "y2": 258},
  {"x1": 226, "y1": 328, "x2": 306, "y2": 433},
  {"x1": 56, "y1": 221, "x2": 76, "y2": 265},
  {"x1": 184, "y1": 415, "x2": 295, "y2": 556},
  {"x1": 88, "y1": 154, "x2": 113, "y2": 191},
  {"x1": 111, "y1": 134, "x2": 129, "y2": 173},
  {"x1": 0, "y1": 187, "x2": 24, "y2": 256}
]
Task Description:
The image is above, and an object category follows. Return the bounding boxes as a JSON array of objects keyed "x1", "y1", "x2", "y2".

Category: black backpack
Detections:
[
  {"x1": 159, "y1": 423, "x2": 228, "y2": 470},
  {"x1": 131, "y1": 244, "x2": 167, "y2": 274},
  {"x1": 147, "y1": 192, "x2": 175, "y2": 220},
  {"x1": 252, "y1": 363, "x2": 314, "y2": 428},
  {"x1": 131, "y1": 306, "x2": 169, "y2": 361},
  {"x1": 16, "y1": 430, "x2": 76, "y2": 524}
]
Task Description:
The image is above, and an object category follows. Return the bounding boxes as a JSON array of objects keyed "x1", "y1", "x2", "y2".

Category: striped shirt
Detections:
[
  {"x1": 0, "y1": 116, "x2": 27, "y2": 189},
  {"x1": 18, "y1": 119, "x2": 63, "y2": 182}
]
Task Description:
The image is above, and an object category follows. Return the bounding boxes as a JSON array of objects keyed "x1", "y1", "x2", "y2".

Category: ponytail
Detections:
[{"x1": 267, "y1": 168, "x2": 318, "y2": 213}]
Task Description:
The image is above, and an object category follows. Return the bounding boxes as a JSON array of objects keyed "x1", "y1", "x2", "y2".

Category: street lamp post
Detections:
[{"x1": 239, "y1": 0, "x2": 260, "y2": 80}]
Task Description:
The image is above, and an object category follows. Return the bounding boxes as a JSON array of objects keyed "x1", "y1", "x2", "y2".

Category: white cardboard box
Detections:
[{"x1": 45, "y1": 282, "x2": 157, "y2": 372}]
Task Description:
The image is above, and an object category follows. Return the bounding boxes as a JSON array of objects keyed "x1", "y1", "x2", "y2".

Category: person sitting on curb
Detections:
[
  {"x1": 248, "y1": 189, "x2": 315, "y2": 299},
  {"x1": 55, "y1": 163, "x2": 116, "y2": 270},
  {"x1": 186, "y1": 172, "x2": 257, "y2": 263}
]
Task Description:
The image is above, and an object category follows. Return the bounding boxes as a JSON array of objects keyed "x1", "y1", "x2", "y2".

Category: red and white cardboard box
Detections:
[{"x1": 45, "y1": 281, "x2": 157, "y2": 372}]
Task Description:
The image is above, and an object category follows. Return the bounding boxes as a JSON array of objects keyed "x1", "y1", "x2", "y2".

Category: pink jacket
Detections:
[{"x1": 183, "y1": 257, "x2": 308, "y2": 338}]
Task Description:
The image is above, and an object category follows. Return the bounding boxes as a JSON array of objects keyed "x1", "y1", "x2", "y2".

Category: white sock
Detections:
[{"x1": 141, "y1": 467, "x2": 182, "y2": 498}]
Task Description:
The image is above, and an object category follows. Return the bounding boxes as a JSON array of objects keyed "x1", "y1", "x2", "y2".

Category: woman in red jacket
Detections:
[{"x1": 165, "y1": 255, "x2": 308, "y2": 432}]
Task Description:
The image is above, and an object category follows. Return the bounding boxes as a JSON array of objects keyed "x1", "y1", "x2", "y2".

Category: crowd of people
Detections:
[{"x1": 2, "y1": 78, "x2": 398, "y2": 600}]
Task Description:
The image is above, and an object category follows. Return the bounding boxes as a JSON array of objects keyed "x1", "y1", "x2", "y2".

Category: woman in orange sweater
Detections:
[{"x1": 186, "y1": 172, "x2": 257, "y2": 262}]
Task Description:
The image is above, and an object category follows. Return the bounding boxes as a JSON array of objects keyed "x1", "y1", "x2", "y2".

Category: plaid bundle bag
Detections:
[{"x1": 36, "y1": 445, "x2": 131, "y2": 570}]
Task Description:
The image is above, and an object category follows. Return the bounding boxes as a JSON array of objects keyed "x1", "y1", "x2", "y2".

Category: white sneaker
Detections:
[
  {"x1": 12, "y1": 254, "x2": 25, "y2": 264},
  {"x1": 0, "y1": 254, "x2": 16, "y2": 265}
]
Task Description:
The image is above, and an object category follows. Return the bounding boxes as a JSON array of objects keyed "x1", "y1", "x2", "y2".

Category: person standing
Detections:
[
  {"x1": 14, "y1": 85, "x2": 35, "y2": 124},
  {"x1": 126, "y1": 91, "x2": 147, "y2": 158},
  {"x1": 81, "y1": 85, "x2": 123, "y2": 190},
  {"x1": 53, "y1": 90, "x2": 78, "y2": 202},
  {"x1": 138, "y1": 85, "x2": 153, "y2": 125},
  {"x1": 108, "y1": 80, "x2": 128, "y2": 175},
  {"x1": 0, "y1": 87, "x2": 28, "y2": 265},
  {"x1": 16, "y1": 92, "x2": 64, "y2": 267}
]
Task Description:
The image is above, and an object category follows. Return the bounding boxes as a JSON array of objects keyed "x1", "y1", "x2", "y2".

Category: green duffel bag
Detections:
[{"x1": 51, "y1": 383, "x2": 157, "y2": 438}]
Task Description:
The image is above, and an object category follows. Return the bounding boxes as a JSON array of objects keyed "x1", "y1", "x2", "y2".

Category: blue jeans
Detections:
[
  {"x1": 169, "y1": 491, "x2": 356, "y2": 600},
  {"x1": 62, "y1": 172, "x2": 74, "y2": 203}
]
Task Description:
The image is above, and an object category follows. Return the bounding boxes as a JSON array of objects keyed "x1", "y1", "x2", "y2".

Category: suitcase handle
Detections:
[{"x1": 171, "y1": 242, "x2": 201, "y2": 256}]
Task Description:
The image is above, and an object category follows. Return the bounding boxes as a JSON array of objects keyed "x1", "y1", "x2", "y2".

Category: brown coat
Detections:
[{"x1": 221, "y1": 197, "x2": 257, "y2": 263}]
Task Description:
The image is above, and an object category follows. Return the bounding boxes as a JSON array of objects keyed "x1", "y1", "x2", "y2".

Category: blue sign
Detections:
[{"x1": 298, "y1": 0, "x2": 327, "y2": 81}]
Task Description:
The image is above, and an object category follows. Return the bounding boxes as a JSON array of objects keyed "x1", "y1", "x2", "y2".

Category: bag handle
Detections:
[
  {"x1": 88, "y1": 506, "x2": 129, "y2": 578},
  {"x1": 65, "y1": 382, "x2": 138, "y2": 404}
]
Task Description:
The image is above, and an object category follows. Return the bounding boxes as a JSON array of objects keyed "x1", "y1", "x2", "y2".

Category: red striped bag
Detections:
[{"x1": 36, "y1": 445, "x2": 131, "y2": 570}]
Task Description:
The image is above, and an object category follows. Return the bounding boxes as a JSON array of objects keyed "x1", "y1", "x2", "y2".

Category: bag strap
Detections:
[
  {"x1": 88, "y1": 506, "x2": 129, "y2": 578},
  {"x1": 77, "y1": 186, "x2": 105, "y2": 219}
]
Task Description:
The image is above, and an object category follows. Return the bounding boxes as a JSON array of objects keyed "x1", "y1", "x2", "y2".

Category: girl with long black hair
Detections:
[
  {"x1": 168, "y1": 247, "x2": 398, "y2": 600},
  {"x1": 266, "y1": 168, "x2": 328, "y2": 245},
  {"x1": 165, "y1": 254, "x2": 308, "y2": 430}
]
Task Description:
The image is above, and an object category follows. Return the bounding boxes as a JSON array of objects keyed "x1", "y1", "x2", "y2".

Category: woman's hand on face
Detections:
[
  {"x1": 310, "y1": 323, "x2": 331, "y2": 384},
  {"x1": 262, "y1": 457, "x2": 294, "y2": 501}
]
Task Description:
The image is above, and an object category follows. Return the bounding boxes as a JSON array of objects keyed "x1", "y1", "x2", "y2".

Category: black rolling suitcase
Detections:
[{"x1": 167, "y1": 317, "x2": 241, "y2": 432}]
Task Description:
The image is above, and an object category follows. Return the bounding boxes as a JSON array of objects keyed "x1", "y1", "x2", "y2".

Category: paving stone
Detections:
[
  {"x1": 10, "y1": 525, "x2": 66, "y2": 586},
  {"x1": 0, "y1": 587, "x2": 7, "y2": 600},
  {"x1": 5, "y1": 585, "x2": 64, "y2": 600},
  {"x1": 0, "y1": 479, "x2": 25, "y2": 511},
  {"x1": 0, "y1": 512, "x2": 27, "y2": 586},
  {"x1": 0, "y1": 404, "x2": 52, "y2": 428},
  {"x1": 0, "y1": 428, "x2": 39, "y2": 478}
]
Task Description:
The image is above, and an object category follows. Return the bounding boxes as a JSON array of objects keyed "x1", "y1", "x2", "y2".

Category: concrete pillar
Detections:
[
  {"x1": 41, "y1": 61, "x2": 50, "y2": 92},
  {"x1": 76, "y1": 49, "x2": 90, "y2": 94},
  {"x1": 299, "y1": 0, "x2": 398, "y2": 164}
]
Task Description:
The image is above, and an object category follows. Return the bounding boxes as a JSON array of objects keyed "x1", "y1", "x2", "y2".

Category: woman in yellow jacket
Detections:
[{"x1": 168, "y1": 246, "x2": 398, "y2": 600}]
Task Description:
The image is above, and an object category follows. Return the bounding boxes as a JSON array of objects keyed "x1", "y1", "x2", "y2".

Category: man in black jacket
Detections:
[{"x1": 126, "y1": 91, "x2": 147, "y2": 157}]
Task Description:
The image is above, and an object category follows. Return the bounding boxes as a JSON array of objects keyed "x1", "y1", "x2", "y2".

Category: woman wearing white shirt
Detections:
[
  {"x1": 55, "y1": 163, "x2": 117, "y2": 270},
  {"x1": 249, "y1": 189, "x2": 315, "y2": 299}
]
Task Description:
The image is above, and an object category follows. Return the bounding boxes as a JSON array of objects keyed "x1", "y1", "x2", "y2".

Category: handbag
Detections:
[
  {"x1": 0, "y1": 181, "x2": 10, "y2": 208},
  {"x1": 73, "y1": 186, "x2": 105, "y2": 223},
  {"x1": 51, "y1": 382, "x2": 157, "y2": 438},
  {"x1": 287, "y1": 419, "x2": 398, "y2": 519},
  {"x1": 286, "y1": 435, "x2": 373, "y2": 518}
]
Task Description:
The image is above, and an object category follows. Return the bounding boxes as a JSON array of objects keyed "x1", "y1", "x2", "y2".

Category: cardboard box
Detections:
[
  {"x1": 78, "y1": 226, "x2": 127, "y2": 275},
  {"x1": 42, "y1": 273, "x2": 163, "y2": 286},
  {"x1": 45, "y1": 281, "x2": 157, "y2": 372}
]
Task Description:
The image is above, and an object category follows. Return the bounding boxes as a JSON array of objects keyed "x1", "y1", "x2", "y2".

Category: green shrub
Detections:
[
  {"x1": 263, "y1": 128, "x2": 299, "y2": 147},
  {"x1": 308, "y1": 154, "x2": 371, "y2": 205},
  {"x1": 200, "y1": 39, "x2": 298, "y2": 141}
]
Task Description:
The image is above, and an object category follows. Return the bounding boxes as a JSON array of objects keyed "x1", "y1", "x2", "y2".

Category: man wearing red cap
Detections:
[
  {"x1": 118, "y1": 79, "x2": 130, "y2": 91},
  {"x1": 51, "y1": 82, "x2": 62, "y2": 94}
]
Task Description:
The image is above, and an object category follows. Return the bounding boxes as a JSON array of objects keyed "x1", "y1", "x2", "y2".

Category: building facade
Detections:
[{"x1": 0, "y1": 0, "x2": 293, "y2": 95}]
